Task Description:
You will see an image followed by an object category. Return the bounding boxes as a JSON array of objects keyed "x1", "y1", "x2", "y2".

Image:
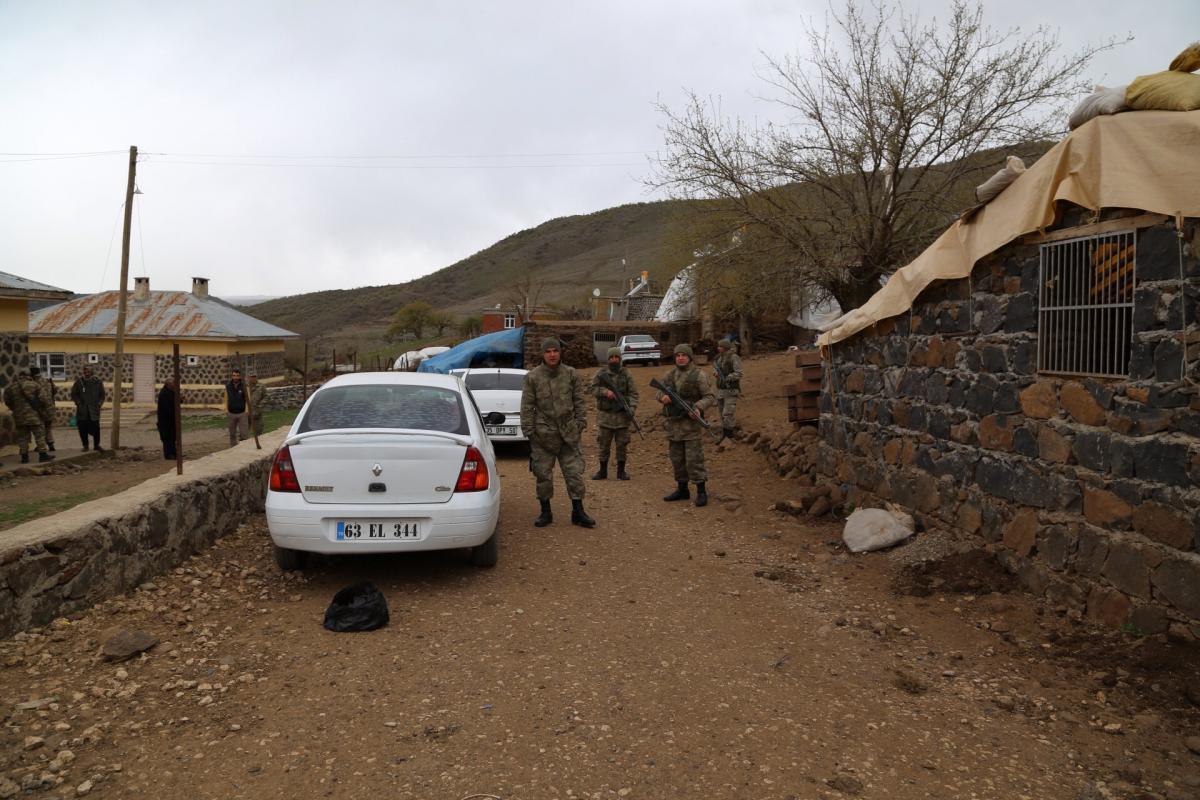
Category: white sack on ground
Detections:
[{"x1": 843, "y1": 505, "x2": 916, "y2": 553}]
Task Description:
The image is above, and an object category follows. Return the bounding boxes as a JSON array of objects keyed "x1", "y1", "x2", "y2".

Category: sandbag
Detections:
[
  {"x1": 1126, "y1": 70, "x2": 1200, "y2": 112},
  {"x1": 323, "y1": 582, "x2": 390, "y2": 632},
  {"x1": 842, "y1": 505, "x2": 915, "y2": 553},
  {"x1": 1169, "y1": 41, "x2": 1200, "y2": 73},
  {"x1": 974, "y1": 156, "x2": 1026, "y2": 204},
  {"x1": 1068, "y1": 85, "x2": 1130, "y2": 130}
]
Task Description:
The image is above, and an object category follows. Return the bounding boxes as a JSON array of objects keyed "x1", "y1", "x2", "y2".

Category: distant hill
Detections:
[
  {"x1": 247, "y1": 199, "x2": 694, "y2": 341},
  {"x1": 222, "y1": 295, "x2": 279, "y2": 307}
]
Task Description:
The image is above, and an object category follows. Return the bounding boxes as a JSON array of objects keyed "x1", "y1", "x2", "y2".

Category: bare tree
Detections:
[
  {"x1": 504, "y1": 269, "x2": 546, "y2": 323},
  {"x1": 651, "y1": 0, "x2": 1126, "y2": 311}
]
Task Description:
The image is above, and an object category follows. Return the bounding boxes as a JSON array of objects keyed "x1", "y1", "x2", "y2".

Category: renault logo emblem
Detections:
[{"x1": 371, "y1": 463, "x2": 383, "y2": 477}]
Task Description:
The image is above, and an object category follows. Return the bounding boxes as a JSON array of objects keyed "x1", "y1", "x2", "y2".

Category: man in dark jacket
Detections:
[
  {"x1": 157, "y1": 377, "x2": 178, "y2": 460},
  {"x1": 70, "y1": 367, "x2": 105, "y2": 451},
  {"x1": 225, "y1": 369, "x2": 248, "y2": 447}
]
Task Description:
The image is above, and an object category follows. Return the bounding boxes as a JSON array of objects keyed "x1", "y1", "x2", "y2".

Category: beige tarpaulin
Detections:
[{"x1": 818, "y1": 110, "x2": 1200, "y2": 346}]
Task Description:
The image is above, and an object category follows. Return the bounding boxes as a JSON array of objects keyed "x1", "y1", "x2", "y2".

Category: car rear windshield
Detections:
[
  {"x1": 624, "y1": 335, "x2": 655, "y2": 343},
  {"x1": 298, "y1": 385, "x2": 469, "y2": 435},
  {"x1": 464, "y1": 373, "x2": 525, "y2": 391}
]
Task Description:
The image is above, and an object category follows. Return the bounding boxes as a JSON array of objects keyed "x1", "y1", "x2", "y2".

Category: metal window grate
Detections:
[{"x1": 1037, "y1": 230, "x2": 1136, "y2": 378}]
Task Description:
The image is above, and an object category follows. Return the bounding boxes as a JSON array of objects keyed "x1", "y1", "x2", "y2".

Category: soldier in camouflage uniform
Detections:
[
  {"x1": 712, "y1": 338, "x2": 743, "y2": 439},
  {"x1": 589, "y1": 346, "x2": 638, "y2": 481},
  {"x1": 2, "y1": 371, "x2": 54, "y2": 463},
  {"x1": 656, "y1": 343, "x2": 715, "y2": 506},
  {"x1": 248, "y1": 372, "x2": 268, "y2": 437},
  {"x1": 30, "y1": 367, "x2": 56, "y2": 452},
  {"x1": 521, "y1": 337, "x2": 596, "y2": 528}
]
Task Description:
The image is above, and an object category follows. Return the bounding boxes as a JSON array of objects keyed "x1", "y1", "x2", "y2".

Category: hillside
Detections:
[{"x1": 247, "y1": 199, "x2": 694, "y2": 341}]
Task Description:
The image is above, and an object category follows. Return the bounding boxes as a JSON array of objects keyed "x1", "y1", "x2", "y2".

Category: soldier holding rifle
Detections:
[
  {"x1": 712, "y1": 338, "x2": 743, "y2": 440},
  {"x1": 589, "y1": 346, "x2": 640, "y2": 481},
  {"x1": 653, "y1": 343, "x2": 716, "y2": 507}
]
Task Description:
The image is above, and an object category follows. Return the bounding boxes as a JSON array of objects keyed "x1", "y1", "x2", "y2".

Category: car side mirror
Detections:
[{"x1": 483, "y1": 411, "x2": 506, "y2": 425}]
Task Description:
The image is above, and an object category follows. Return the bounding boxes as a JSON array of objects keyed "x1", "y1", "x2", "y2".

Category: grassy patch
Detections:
[{"x1": 0, "y1": 492, "x2": 97, "y2": 528}]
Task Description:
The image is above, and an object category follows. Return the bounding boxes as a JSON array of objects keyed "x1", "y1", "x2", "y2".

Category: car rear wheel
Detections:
[
  {"x1": 274, "y1": 544, "x2": 307, "y2": 571},
  {"x1": 470, "y1": 529, "x2": 499, "y2": 567}
]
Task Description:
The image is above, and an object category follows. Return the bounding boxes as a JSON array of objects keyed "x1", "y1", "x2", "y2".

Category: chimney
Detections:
[
  {"x1": 133, "y1": 276, "x2": 150, "y2": 302},
  {"x1": 191, "y1": 277, "x2": 209, "y2": 299}
]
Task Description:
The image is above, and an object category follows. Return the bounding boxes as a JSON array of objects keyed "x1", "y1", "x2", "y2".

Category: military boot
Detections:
[
  {"x1": 722, "y1": 426, "x2": 734, "y2": 441},
  {"x1": 47, "y1": 441, "x2": 56, "y2": 452},
  {"x1": 571, "y1": 499, "x2": 596, "y2": 528},
  {"x1": 533, "y1": 500, "x2": 553, "y2": 527},
  {"x1": 20, "y1": 453, "x2": 30, "y2": 464},
  {"x1": 616, "y1": 461, "x2": 630, "y2": 480},
  {"x1": 694, "y1": 482, "x2": 708, "y2": 507},
  {"x1": 38, "y1": 452, "x2": 55, "y2": 463},
  {"x1": 663, "y1": 481, "x2": 689, "y2": 502},
  {"x1": 591, "y1": 461, "x2": 608, "y2": 480}
]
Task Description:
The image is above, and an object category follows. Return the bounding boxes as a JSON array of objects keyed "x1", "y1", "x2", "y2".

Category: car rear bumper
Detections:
[
  {"x1": 621, "y1": 351, "x2": 661, "y2": 362},
  {"x1": 265, "y1": 490, "x2": 500, "y2": 554}
]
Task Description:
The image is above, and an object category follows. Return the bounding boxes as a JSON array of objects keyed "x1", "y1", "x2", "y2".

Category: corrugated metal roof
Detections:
[
  {"x1": 29, "y1": 290, "x2": 298, "y2": 340},
  {"x1": 0, "y1": 270, "x2": 72, "y2": 299}
]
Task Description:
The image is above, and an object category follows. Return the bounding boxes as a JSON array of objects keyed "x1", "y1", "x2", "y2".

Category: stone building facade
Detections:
[{"x1": 817, "y1": 210, "x2": 1200, "y2": 635}]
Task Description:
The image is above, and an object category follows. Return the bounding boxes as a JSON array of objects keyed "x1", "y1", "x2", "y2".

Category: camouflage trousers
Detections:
[
  {"x1": 17, "y1": 422, "x2": 48, "y2": 455},
  {"x1": 668, "y1": 438, "x2": 706, "y2": 482},
  {"x1": 251, "y1": 413, "x2": 264, "y2": 437},
  {"x1": 596, "y1": 425, "x2": 631, "y2": 462},
  {"x1": 717, "y1": 390, "x2": 739, "y2": 428},
  {"x1": 530, "y1": 437, "x2": 586, "y2": 501},
  {"x1": 41, "y1": 417, "x2": 55, "y2": 447}
]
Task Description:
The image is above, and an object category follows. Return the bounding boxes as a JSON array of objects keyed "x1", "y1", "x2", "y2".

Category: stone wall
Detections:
[
  {"x1": 818, "y1": 215, "x2": 1200, "y2": 636},
  {"x1": 0, "y1": 333, "x2": 30, "y2": 447},
  {"x1": 0, "y1": 431, "x2": 286, "y2": 639},
  {"x1": 60, "y1": 351, "x2": 286, "y2": 385}
]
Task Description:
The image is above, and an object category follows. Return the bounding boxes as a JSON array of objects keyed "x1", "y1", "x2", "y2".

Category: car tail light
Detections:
[
  {"x1": 455, "y1": 446, "x2": 490, "y2": 492},
  {"x1": 269, "y1": 446, "x2": 301, "y2": 493},
  {"x1": 624, "y1": 345, "x2": 633, "y2": 352}
]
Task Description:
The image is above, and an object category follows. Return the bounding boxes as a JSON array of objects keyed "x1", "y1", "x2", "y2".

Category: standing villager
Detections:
[
  {"x1": 248, "y1": 372, "x2": 268, "y2": 437},
  {"x1": 225, "y1": 368, "x2": 249, "y2": 447},
  {"x1": 70, "y1": 366, "x2": 105, "y2": 451},
  {"x1": 656, "y1": 343, "x2": 716, "y2": 506},
  {"x1": 2, "y1": 370, "x2": 53, "y2": 463},
  {"x1": 712, "y1": 338, "x2": 744, "y2": 439},
  {"x1": 520, "y1": 337, "x2": 595, "y2": 528},
  {"x1": 156, "y1": 377, "x2": 179, "y2": 460},
  {"x1": 30, "y1": 367, "x2": 56, "y2": 452},
  {"x1": 589, "y1": 346, "x2": 638, "y2": 480}
]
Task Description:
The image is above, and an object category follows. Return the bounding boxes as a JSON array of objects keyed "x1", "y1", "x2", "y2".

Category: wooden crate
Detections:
[{"x1": 795, "y1": 349, "x2": 822, "y2": 367}]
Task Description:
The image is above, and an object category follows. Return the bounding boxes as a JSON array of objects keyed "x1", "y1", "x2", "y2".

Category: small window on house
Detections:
[
  {"x1": 503, "y1": 313, "x2": 516, "y2": 329},
  {"x1": 186, "y1": 355, "x2": 199, "y2": 366},
  {"x1": 87, "y1": 353, "x2": 100, "y2": 364},
  {"x1": 35, "y1": 353, "x2": 67, "y2": 381},
  {"x1": 1038, "y1": 230, "x2": 1135, "y2": 378}
]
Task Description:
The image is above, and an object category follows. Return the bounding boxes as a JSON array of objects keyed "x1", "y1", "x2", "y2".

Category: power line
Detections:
[
  {"x1": 141, "y1": 159, "x2": 645, "y2": 170},
  {"x1": 0, "y1": 151, "x2": 127, "y2": 163},
  {"x1": 143, "y1": 149, "x2": 654, "y2": 160}
]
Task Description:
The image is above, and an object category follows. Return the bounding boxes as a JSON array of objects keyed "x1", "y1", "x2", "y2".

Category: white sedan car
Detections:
[
  {"x1": 265, "y1": 373, "x2": 502, "y2": 570},
  {"x1": 452, "y1": 368, "x2": 528, "y2": 442}
]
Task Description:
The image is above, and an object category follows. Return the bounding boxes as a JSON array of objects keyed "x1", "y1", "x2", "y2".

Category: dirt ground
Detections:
[{"x1": 1, "y1": 353, "x2": 1199, "y2": 800}]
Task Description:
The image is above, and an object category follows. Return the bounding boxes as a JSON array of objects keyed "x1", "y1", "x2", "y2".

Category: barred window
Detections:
[{"x1": 1037, "y1": 230, "x2": 1135, "y2": 377}]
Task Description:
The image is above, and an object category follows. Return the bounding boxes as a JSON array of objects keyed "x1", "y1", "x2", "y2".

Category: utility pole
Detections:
[{"x1": 110, "y1": 145, "x2": 137, "y2": 450}]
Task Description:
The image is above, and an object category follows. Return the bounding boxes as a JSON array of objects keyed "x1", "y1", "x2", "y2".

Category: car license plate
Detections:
[
  {"x1": 335, "y1": 520, "x2": 421, "y2": 540},
  {"x1": 485, "y1": 425, "x2": 518, "y2": 436}
]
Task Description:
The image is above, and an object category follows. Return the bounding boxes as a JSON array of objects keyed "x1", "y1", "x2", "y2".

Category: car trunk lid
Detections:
[{"x1": 287, "y1": 431, "x2": 469, "y2": 505}]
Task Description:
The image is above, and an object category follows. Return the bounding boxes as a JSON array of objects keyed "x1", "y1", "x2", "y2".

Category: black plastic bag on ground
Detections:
[{"x1": 323, "y1": 582, "x2": 389, "y2": 632}]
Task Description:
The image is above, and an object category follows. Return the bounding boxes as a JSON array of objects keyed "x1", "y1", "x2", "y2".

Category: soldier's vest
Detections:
[
  {"x1": 596, "y1": 369, "x2": 629, "y2": 412},
  {"x1": 716, "y1": 353, "x2": 740, "y2": 390},
  {"x1": 664, "y1": 367, "x2": 702, "y2": 419}
]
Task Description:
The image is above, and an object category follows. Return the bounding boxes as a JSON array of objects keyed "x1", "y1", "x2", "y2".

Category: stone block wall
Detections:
[
  {"x1": 818, "y1": 215, "x2": 1200, "y2": 635},
  {"x1": 61, "y1": 350, "x2": 286, "y2": 385},
  {"x1": 0, "y1": 433, "x2": 285, "y2": 638}
]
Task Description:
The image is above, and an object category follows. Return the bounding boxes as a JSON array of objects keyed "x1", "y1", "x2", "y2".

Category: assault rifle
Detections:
[
  {"x1": 713, "y1": 362, "x2": 726, "y2": 391},
  {"x1": 596, "y1": 372, "x2": 644, "y2": 439},
  {"x1": 649, "y1": 377, "x2": 722, "y2": 441}
]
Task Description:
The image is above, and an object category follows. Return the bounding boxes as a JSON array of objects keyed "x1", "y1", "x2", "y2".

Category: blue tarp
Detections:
[{"x1": 417, "y1": 326, "x2": 525, "y2": 373}]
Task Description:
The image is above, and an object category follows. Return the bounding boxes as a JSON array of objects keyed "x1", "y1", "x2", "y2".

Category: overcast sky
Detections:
[{"x1": 1, "y1": 1, "x2": 1193, "y2": 299}]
